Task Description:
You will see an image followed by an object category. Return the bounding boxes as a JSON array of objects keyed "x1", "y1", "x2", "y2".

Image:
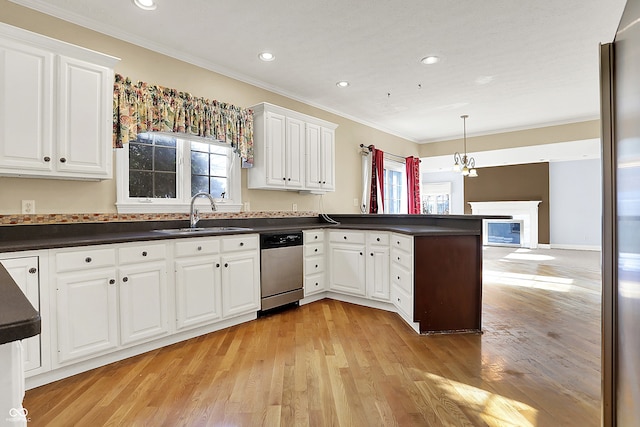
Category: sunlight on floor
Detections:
[
  {"x1": 484, "y1": 270, "x2": 575, "y2": 292},
  {"x1": 499, "y1": 248, "x2": 556, "y2": 262},
  {"x1": 424, "y1": 372, "x2": 538, "y2": 427}
]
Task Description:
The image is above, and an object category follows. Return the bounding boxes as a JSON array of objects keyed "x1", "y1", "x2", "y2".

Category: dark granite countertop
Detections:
[
  {"x1": 0, "y1": 214, "x2": 509, "y2": 253},
  {"x1": 0, "y1": 264, "x2": 41, "y2": 345}
]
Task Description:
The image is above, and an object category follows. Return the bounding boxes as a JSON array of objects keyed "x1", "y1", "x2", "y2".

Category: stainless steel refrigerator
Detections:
[{"x1": 601, "y1": 0, "x2": 640, "y2": 425}]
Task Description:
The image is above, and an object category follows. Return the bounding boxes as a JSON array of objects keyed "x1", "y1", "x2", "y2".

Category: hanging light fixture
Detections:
[{"x1": 452, "y1": 114, "x2": 478, "y2": 177}]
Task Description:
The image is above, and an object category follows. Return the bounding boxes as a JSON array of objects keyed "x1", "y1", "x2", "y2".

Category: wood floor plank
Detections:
[{"x1": 23, "y1": 247, "x2": 602, "y2": 426}]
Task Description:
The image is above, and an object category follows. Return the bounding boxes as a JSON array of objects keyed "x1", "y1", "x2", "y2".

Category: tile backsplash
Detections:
[{"x1": 0, "y1": 211, "x2": 318, "y2": 226}]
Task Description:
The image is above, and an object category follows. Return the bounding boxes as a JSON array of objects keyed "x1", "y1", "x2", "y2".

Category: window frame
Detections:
[
  {"x1": 115, "y1": 132, "x2": 242, "y2": 213},
  {"x1": 422, "y1": 182, "x2": 452, "y2": 215},
  {"x1": 383, "y1": 159, "x2": 407, "y2": 214}
]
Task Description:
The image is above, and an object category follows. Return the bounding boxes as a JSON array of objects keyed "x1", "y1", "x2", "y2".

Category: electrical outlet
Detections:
[
  {"x1": 243, "y1": 202, "x2": 250, "y2": 212},
  {"x1": 292, "y1": 203, "x2": 298, "y2": 212},
  {"x1": 353, "y1": 198, "x2": 359, "y2": 206},
  {"x1": 22, "y1": 200, "x2": 35, "y2": 214}
]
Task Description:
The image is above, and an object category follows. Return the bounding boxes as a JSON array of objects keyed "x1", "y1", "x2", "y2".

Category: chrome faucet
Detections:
[{"x1": 190, "y1": 192, "x2": 217, "y2": 228}]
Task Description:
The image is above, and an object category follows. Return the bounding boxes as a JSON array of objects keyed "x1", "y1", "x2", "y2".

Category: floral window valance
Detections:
[{"x1": 113, "y1": 74, "x2": 254, "y2": 166}]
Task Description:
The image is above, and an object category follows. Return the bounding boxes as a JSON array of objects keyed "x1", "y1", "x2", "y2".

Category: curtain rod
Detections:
[{"x1": 359, "y1": 144, "x2": 421, "y2": 163}]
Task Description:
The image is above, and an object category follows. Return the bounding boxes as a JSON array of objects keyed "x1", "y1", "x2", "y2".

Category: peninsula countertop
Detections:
[
  {"x1": 0, "y1": 264, "x2": 41, "y2": 345},
  {"x1": 0, "y1": 214, "x2": 509, "y2": 253}
]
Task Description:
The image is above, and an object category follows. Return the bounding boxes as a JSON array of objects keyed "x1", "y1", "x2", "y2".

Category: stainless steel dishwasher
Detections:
[{"x1": 260, "y1": 231, "x2": 303, "y2": 311}]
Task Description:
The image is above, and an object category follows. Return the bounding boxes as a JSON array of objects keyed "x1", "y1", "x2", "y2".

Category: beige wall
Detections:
[
  {"x1": 419, "y1": 120, "x2": 600, "y2": 157},
  {"x1": 0, "y1": 1, "x2": 418, "y2": 215}
]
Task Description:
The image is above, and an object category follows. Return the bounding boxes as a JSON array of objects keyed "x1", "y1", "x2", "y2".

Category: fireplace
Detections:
[{"x1": 468, "y1": 201, "x2": 542, "y2": 249}]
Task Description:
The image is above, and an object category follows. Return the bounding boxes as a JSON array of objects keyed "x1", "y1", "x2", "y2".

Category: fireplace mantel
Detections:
[{"x1": 468, "y1": 201, "x2": 542, "y2": 248}]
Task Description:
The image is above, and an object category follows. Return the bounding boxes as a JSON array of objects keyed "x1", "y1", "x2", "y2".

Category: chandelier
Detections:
[{"x1": 452, "y1": 114, "x2": 478, "y2": 177}]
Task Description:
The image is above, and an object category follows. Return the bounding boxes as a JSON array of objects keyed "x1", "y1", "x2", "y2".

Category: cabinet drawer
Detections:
[
  {"x1": 391, "y1": 284, "x2": 413, "y2": 317},
  {"x1": 304, "y1": 230, "x2": 324, "y2": 243},
  {"x1": 367, "y1": 232, "x2": 389, "y2": 246},
  {"x1": 221, "y1": 234, "x2": 259, "y2": 252},
  {"x1": 304, "y1": 272, "x2": 325, "y2": 295},
  {"x1": 55, "y1": 247, "x2": 116, "y2": 272},
  {"x1": 118, "y1": 242, "x2": 166, "y2": 264},
  {"x1": 329, "y1": 231, "x2": 365, "y2": 244},
  {"x1": 305, "y1": 243, "x2": 324, "y2": 257},
  {"x1": 174, "y1": 237, "x2": 220, "y2": 257},
  {"x1": 391, "y1": 234, "x2": 413, "y2": 253},
  {"x1": 304, "y1": 257, "x2": 325, "y2": 275},
  {"x1": 391, "y1": 247, "x2": 412, "y2": 270},
  {"x1": 391, "y1": 262, "x2": 412, "y2": 294}
]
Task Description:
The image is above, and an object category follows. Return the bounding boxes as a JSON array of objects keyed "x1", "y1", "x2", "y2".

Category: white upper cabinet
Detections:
[
  {"x1": 305, "y1": 123, "x2": 335, "y2": 192},
  {"x1": 0, "y1": 23, "x2": 119, "y2": 180},
  {"x1": 248, "y1": 102, "x2": 337, "y2": 193},
  {"x1": 0, "y1": 37, "x2": 54, "y2": 172},
  {"x1": 56, "y1": 55, "x2": 114, "y2": 178}
]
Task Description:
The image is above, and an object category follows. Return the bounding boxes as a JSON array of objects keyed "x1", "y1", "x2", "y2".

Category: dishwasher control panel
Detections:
[{"x1": 260, "y1": 232, "x2": 303, "y2": 249}]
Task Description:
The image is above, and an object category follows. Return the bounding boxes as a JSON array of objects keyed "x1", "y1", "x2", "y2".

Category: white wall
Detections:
[
  {"x1": 421, "y1": 171, "x2": 465, "y2": 214},
  {"x1": 549, "y1": 159, "x2": 602, "y2": 250}
]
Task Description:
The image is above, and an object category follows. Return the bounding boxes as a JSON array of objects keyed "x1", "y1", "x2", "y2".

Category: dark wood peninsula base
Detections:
[{"x1": 414, "y1": 234, "x2": 482, "y2": 333}]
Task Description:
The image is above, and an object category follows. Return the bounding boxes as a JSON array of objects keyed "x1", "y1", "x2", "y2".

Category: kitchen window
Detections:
[
  {"x1": 422, "y1": 182, "x2": 451, "y2": 214},
  {"x1": 116, "y1": 132, "x2": 241, "y2": 213},
  {"x1": 383, "y1": 159, "x2": 407, "y2": 214}
]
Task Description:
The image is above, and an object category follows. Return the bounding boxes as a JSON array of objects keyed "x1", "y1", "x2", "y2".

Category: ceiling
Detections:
[{"x1": 10, "y1": 0, "x2": 627, "y2": 143}]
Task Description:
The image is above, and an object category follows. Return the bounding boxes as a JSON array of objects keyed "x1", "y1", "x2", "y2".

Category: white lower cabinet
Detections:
[
  {"x1": 325, "y1": 231, "x2": 390, "y2": 301},
  {"x1": 118, "y1": 261, "x2": 168, "y2": 346},
  {"x1": 221, "y1": 249, "x2": 260, "y2": 317},
  {"x1": 390, "y1": 233, "x2": 414, "y2": 319},
  {"x1": 328, "y1": 231, "x2": 366, "y2": 296},
  {"x1": 174, "y1": 238, "x2": 223, "y2": 330},
  {"x1": 0, "y1": 256, "x2": 42, "y2": 373},
  {"x1": 56, "y1": 267, "x2": 118, "y2": 363},
  {"x1": 303, "y1": 230, "x2": 325, "y2": 296},
  {"x1": 53, "y1": 242, "x2": 169, "y2": 364},
  {"x1": 366, "y1": 232, "x2": 390, "y2": 301}
]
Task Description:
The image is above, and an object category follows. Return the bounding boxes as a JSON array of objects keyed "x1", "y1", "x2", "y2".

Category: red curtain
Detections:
[
  {"x1": 369, "y1": 147, "x2": 385, "y2": 213},
  {"x1": 406, "y1": 156, "x2": 421, "y2": 214}
]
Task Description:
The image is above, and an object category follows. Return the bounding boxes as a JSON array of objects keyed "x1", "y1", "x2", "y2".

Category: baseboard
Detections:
[{"x1": 550, "y1": 244, "x2": 601, "y2": 251}]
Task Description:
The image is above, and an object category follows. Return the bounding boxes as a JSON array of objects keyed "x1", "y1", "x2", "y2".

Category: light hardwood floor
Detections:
[{"x1": 23, "y1": 247, "x2": 602, "y2": 426}]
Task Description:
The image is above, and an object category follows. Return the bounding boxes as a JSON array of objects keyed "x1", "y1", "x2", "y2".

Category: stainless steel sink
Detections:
[{"x1": 152, "y1": 226, "x2": 253, "y2": 235}]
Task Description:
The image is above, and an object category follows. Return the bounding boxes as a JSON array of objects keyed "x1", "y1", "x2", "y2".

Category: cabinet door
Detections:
[
  {"x1": 320, "y1": 127, "x2": 335, "y2": 191},
  {"x1": 1, "y1": 257, "x2": 41, "y2": 372},
  {"x1": 0, "y1": 39, "x2": 54, "y2": 173},
  {"x1": 221, "y1": 251, "x2": 260, "y2": 317},
  {"x1": 56, "y1": 55, "x2": 112, "y2": 178},
  {"x1": 118, "y1": 262, "x2": 168, "y2": 345},
  {"x1": 56, "y1": 269, "x2": 118, "y2": 363},
  {"x1": 265, "y1": 111, "x2": 286, "y2": 186},
  {"x1": 367, "y1": 246, "x2": 390, "y2": 301},
  {"x1": 175, "y1": 256, "x2": 222, "y2": 330},
  {"x1": 329, "y1": 244, "x2": 366, "y2": 296},
  {"x1": 285, "y1": 116, "x2": 304, "y2": 188},
  {"x1": 305, "y1": 123, "x2": 322, "y2": 190}
]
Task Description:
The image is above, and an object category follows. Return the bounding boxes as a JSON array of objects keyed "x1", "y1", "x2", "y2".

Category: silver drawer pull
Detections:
[{"x1": 85, "y1": 257, "x2": 92, "y2": 263}]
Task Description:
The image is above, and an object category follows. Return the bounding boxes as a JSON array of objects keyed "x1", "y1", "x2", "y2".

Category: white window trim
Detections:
[{"x1": 115, "y1": 133, "x2": 242, "y2": 213}]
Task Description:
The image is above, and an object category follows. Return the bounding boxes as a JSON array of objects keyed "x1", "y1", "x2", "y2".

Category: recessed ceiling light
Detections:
[
  {"x1": 336, "y1": 81, "x2": 350, "y2": 88},
  {"x1": 258, "y1": 52, "x2": 275, "y2": 62},
  {"x1": 420, "y1": 56, "x2": 440, "y2": 65},
  {"x1": 133, "y1": 0, "x2": 157, "y2": 10}
]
